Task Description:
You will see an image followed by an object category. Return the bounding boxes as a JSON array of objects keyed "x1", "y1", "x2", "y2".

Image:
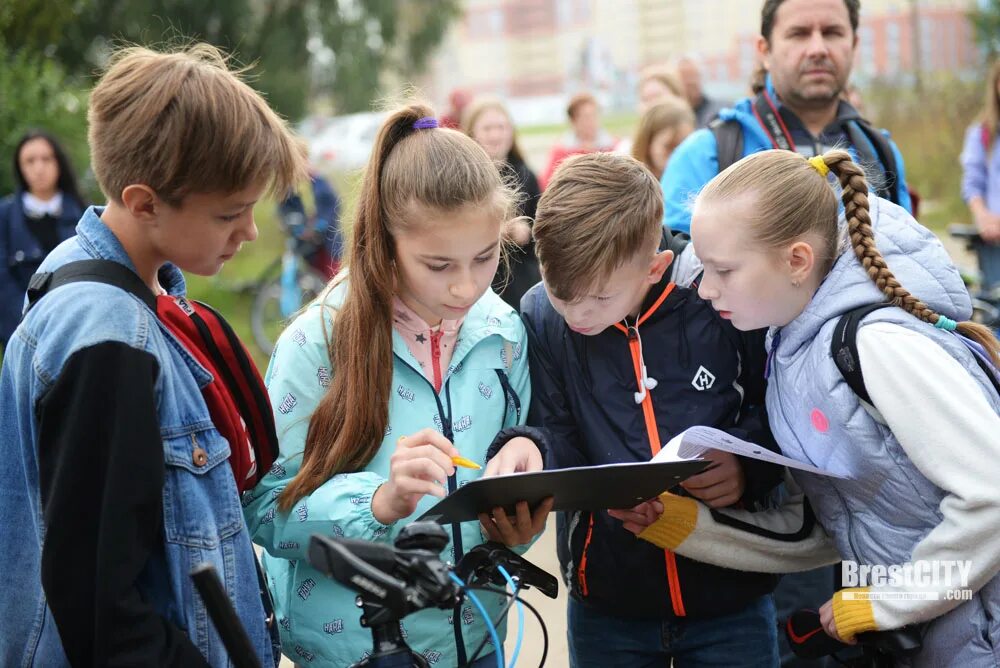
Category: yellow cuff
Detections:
[
  {"x1": 832, "y1": 587, "x2": 878, "y2": 640},
  {"x1": 637, "y1": 493, "x2": 698, "y2": 550}
]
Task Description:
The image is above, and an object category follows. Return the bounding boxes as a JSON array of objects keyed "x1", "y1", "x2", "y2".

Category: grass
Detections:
[{"x1": 865, "y1": 76, "x2": 982, "y2": 233}]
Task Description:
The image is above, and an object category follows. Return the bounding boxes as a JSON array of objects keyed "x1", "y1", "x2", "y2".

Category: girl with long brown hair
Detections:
[
  {"x1": 615, "y1": 149, "x2": 1000, "y2": 666},
  {"x1": 244, "y1": 103, "x2": 550, "y2": 667},
  {"x1": 462, "y1": 96, "x2": 542, "y2": 309}
]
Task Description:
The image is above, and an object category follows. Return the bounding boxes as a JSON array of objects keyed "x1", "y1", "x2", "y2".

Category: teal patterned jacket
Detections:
[{"x1": 243, "y1": 281, "x2": 535, "y2": 666}]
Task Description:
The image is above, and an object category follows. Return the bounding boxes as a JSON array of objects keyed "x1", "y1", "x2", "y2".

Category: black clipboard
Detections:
[{"x1": 418, "y1": 459, "x2": 710, "y2": 524}]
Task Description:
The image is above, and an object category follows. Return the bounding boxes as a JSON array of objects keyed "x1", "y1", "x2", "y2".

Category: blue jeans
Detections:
[
  {"x1": 772, "y1": 567, "x2": 837, "y2": 667},
  {"x1": 567, "y1": 595, "x2": 779, "y2": 667},
  {"x1": 977, "y1": 242, "x2": 1000, "y2": 291}
]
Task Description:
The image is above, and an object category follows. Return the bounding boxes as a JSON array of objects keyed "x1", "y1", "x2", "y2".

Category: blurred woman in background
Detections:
[
  {"x1": 960, "y1": 60, "x2": 1000, "y2": 292},
  {"x1": 1, "y1": 130, "x2": 85, "y2": 349},
  {"x1": 631, "y1": 98, "x2": 695, "y2": 182},
  {"x1": 464, "y1": 96, "x2": 542, "y2": 308},
  {"x1": 540, "y1": 92, "x2": 617, "y2": 189}
]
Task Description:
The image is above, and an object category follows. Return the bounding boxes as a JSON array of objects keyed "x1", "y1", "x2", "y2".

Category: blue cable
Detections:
[
  {"x1": 496, "y1": 565, "x2": 524, "y2": 668},
  {"x1": 449, "y1": 571, "x2": 504, "y2": 668}
]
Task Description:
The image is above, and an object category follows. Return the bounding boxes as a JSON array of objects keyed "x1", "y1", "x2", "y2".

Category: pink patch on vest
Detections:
[{"x1": 811, "y1": 408, "x2": 830, "y2": 433}]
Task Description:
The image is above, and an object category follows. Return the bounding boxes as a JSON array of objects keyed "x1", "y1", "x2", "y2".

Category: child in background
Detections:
[
  {"x1": 243, "y1": 104, "x2": 550, "y2": 667},
  {"x1": 0, "y1": 44, "x2": 307, "y2": 666},
  {"x1": 624, "y1": 149, "x2": 1000, "y2": 667},
  {"x1": 521, "y1": 151, "x2": 783, "y2": 667}
]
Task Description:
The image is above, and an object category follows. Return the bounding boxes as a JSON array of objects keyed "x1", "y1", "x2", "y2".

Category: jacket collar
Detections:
[
  {"x1": 76, "y1": 206, "x2": 186, "y2": 295},
  {"x1": 625, "y1": 229, "x2": 690, "y2": 330}
]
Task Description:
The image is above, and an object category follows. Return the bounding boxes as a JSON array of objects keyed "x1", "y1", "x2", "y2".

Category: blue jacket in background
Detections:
[
  {"x1": 0, "y1": 191, "x2": 82, "y2": 346},
  {"x1": 277, "y1": 174, "x2": 343, "y2": 259},
  {"x1": 661, "y1": 77, "x2": 911, "y2": 233}
]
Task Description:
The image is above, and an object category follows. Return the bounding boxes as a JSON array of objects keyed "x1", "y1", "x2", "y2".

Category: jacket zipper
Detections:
[
  {"x1": 430, "y1": 329, "x2": 443, "y2": 392},
  {"x1": 624, "y1": 325, "x2": 687, "y2": 617},
  {"x1": 581, "y1": 282, "x2": 686, "y2": 616}
]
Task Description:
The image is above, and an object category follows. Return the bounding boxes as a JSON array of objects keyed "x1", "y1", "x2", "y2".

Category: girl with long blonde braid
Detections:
[{"x1": 612, "y1": 149, "x2": 1000, "y2": 667}]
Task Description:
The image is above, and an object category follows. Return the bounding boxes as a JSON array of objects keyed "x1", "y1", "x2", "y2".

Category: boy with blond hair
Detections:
[
  {"x1": 0, "y1": 44, "x2": 307, "y2": 666},
  {"x1": 521, "y1": 152, "x2": 782, "y2": 666}
]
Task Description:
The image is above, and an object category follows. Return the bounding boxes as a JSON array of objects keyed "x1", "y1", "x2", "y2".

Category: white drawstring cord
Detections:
[{"x1": 631, "y1": 323, "x2": 659, "y2": 404}]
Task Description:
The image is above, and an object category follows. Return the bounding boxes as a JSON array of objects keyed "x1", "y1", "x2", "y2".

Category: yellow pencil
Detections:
[{"x1": 452, "y1": 455, "x2": 481, "y2": 470}]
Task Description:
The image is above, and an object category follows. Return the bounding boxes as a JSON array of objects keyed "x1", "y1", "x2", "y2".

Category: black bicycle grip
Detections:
[{"x1": 190, "y1": 563, "x2": 263, "y2": 668}]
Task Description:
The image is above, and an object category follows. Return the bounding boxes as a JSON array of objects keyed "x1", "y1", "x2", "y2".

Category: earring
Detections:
[{"x1": 792, "y1": 279, "x2": 800, "y2": 288}]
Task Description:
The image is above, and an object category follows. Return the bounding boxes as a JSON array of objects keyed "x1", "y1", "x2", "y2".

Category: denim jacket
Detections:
[{"x1": 0, "y1": 207, "x2": 274, "y2": 666}]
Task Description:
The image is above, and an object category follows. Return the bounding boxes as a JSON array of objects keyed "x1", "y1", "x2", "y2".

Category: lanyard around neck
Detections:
[{"x1": 752, "y1": 90, "x2": 797, "y2": 152}]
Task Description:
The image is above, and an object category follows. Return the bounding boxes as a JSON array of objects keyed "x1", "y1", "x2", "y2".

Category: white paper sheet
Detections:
[{"x1": 651, "y1": 426, "x2": 848, "y2": 479}]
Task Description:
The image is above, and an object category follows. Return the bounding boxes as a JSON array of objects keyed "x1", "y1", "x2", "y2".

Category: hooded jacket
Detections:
[
  {"x1": 521, "y1": 229, "x2": 783, "y2": 620},
  {"x1": 640, "y1": 198, "x2": 1000, "y2": 667}
]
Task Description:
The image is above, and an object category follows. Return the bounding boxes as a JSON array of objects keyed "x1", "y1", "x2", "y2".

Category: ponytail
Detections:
[
  {"x1": 279, "y1": 105, "x2": 433, "y2": 511},
  {"x1": 279, "y1": 103, "x2": 516, "y2": 511}
]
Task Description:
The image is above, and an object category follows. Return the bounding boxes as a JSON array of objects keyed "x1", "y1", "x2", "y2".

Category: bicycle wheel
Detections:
[
  {"x1": 250, "y1": 266, "x2": 328, "y2": 357},
  {"x1": 971, "y1": 297, "x2": 1000, "y2": 330}
]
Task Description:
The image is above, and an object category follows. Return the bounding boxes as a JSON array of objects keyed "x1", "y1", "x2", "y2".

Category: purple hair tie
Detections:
[{"x1": 413, "y1": 117, "x2": 439, "y2": 130}]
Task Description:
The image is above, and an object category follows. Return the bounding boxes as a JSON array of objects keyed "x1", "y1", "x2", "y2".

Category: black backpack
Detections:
[{"x1": 831, "y1": 303, "x2": 1000, "y2": 406}]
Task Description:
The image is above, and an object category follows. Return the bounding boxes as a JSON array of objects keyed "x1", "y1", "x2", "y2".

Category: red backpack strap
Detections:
[
  {"x1": 193, "y1": 300, "x2": 279, "y2": 472},
  {"x1": 184, "y1": 299, "x2": 280, "y2": 487},
  {"x1": 156, "y1": 296, "x2": 279, "y2": 492},
  {"x1": 982, "y1": 122, "x2": 992, "y2": 152}
]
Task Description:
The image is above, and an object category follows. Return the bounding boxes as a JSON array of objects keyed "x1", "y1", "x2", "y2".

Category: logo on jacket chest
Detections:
[{"x1": 691, "y1": 365, "x2": 716, "y2": 391}]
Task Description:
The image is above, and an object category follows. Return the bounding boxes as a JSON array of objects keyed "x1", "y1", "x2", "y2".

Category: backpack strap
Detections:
[
  {"x1": 24, "y1": 259, "x2": 157, "y2": 318},
  {"x1": 830, "y1": 303, "x2": 895, "y2": 406},
  {"x1": 710, "y1": 118, "x2": 744, "y2": 174},
  {"x1": 833, "y1": 303, "x2": 1000, "y2": 407},
  {"x1": 664, "y1": 228, "x2": 690, "y2": 256},
  {"x1": 843, "y1": 119, "x2": 900, "y2": 205}
]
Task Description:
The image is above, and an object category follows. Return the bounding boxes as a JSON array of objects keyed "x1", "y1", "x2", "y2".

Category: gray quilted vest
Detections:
[{"x1": 766, "y1": 197, "x2": 1000, "y2": 667}]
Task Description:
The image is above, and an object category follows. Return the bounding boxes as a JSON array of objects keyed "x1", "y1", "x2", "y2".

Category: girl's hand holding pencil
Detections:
[{"x1": 371, "y1": 428, "x2": 459, "y2": 524}]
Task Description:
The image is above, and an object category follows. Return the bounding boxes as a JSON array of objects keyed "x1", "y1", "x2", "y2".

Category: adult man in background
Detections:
[
  {"x1": 676, "y1": 56, "x2": 726, "y2": 128},
  {"x1": 662, "y1": 0, "x2": 911, "y2": 233}
]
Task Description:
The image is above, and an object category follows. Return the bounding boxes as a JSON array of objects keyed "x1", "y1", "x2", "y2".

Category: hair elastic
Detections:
[
  {"x1": 934, "y1": 315, "x2": 958, "y2": 331},
  {"x1": 413, "y1": 117, "x2": 439, "y2": 130},
  {"x1": 808, "y1": 155, "x2": 830, "y2": 177}
]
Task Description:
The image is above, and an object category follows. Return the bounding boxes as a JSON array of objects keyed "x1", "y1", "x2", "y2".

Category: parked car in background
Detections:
[{"x1": 307, "y1": 111, "x2": 388, "y2": 171}]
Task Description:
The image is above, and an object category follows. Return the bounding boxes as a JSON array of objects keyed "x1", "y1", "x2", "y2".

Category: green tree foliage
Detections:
[
  {"x1": 0, "y1": 38, "x2": 90, "y2": 198},
  {"x1": 2, "y1": 0, "x2": 460, "y2": 119},
  {"x1": 969, "y1": 0, "x2": 1000, "y2": 57},
  {"x1": 317, "y1": 0, "x2": 461, "y2": 112}
]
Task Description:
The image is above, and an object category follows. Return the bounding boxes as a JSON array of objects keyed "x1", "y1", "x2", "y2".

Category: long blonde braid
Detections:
[{"x1": 818, "y1": 150, "x2": 1000, "y2": 365}]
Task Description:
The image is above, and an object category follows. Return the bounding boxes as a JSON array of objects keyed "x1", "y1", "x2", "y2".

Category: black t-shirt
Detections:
[{"x1": 24, "y1": 211, "x2": 63, "y2": 254}]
